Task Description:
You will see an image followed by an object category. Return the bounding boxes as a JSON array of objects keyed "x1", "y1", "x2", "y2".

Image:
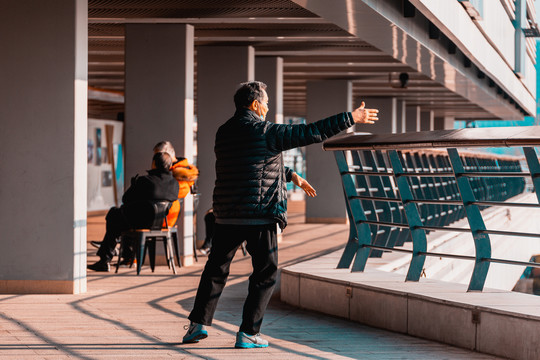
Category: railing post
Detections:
[
  {"x1": 523, "y1": 147, "x2": 540, "y2": 204},
  {"x1": 447, "y1": 148, "x2": 491, "y2": 291},
  {"x1": 337, "y1": 193, "x2": 359, "y2": 269},
  {"x1": 388, "y1": 150, "x2": 427, "y2": 281},
  {"x1": 334, "y1": 150, "x2": 372, "y2": 271}
]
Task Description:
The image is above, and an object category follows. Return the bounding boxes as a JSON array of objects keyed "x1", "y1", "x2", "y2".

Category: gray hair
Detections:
[
  {"x1": 234, "y1": 81, "x2": 267, "y2": 110},
  {"x1": 153, "y1": 141, "x2": 176, "y2": 160},
  {"x1": 153, "y1": 152, "x2": 173, "y2": 170}
]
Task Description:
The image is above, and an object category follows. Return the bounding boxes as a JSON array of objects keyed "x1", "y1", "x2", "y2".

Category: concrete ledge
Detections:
[
  {"x1": 478, "y1": 311, "x2": 540, "y2": 360},
  {"x1": 281, "y1": 270, "x2": 300, "y2": 307},
  {"x1": 305, "y1": 217, "x2": 346, "y2": 224},
  {"x1": 0, "y1": 279, "x2": 84, "y2": 294},
  {"x1": 281, "y1": 251, "x2": 540, "y2": 360},
  {"x1": 407, "y1": 297, "x2": 476, "y2": 350},
  {"x1": 300, "y1": 276, "x2": 350, "y2": 318},
  {"x1": 350, "y1": 285, "x2": 407, "y2": 333}
]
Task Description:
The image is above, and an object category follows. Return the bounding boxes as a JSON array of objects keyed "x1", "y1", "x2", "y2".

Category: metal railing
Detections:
[{"x1": 323, "y1": 126, "x2": 540, "y2": 291}]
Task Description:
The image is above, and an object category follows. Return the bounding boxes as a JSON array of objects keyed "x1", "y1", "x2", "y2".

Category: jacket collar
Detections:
[
  {"x1": 147, "y1": 168, "x2": 172, "y2": 176},
  {"x1": 234, "y1": 108, "x2": 264, "y2": 121}
]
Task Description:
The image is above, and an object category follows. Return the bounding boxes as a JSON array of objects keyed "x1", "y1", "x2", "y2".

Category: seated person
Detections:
[
  {"x1": 88, "y1": 152, "x2": 180, "y2": 272},
  {"x1": 153, "y1": 141, "x2": 199, "y2": 227},
  {"x1": 89, "y1": 141, "x2": 198, "y2": 250}
]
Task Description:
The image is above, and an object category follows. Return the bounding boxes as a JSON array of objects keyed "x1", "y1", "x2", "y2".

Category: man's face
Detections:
[{"x1": 256, "y1": 89, "x2": 269, "y2": 120}]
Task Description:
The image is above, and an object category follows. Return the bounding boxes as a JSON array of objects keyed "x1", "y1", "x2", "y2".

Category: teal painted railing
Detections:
[{"x1": 323, "y1": 127, "x2": 540, "y2": 291}]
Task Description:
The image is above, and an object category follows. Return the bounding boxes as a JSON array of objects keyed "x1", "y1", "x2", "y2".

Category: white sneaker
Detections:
[
  {"x1": 182, "y1": 322, "x2": 208, "y2": 343},
  {"x1": 234, "y1": 331, "x2": 269, "y2": 348}
]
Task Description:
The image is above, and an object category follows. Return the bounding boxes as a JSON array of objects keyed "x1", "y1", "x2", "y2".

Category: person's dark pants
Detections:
[
  {"x1": 188, "y1": 223, "x2": 278, "y2": 335},
  {"x1": 202, "y1": 210, "x2": 215, "y2": 249},
  {"x1": 97, "y1": 207, "x2": 130, "y2": 262}
]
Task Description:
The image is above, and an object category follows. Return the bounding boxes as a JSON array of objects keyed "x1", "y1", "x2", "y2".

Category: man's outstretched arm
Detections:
[{"x1": 267, "y1": 101, "x2": 379, "y2": 153}]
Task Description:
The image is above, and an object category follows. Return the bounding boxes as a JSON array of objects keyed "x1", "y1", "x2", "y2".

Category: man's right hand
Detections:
[
  {"x1": 352, "y1": 101, "x2": 379, "y2": 124},
  {"x1": 291, "y1": 172, "x2": 317, "y2": 197}
]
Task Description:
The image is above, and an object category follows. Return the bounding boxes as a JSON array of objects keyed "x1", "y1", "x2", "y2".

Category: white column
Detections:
[
  {"x1": 391, "y1": 98, "x2": 398, "y2": 134},
  {"x1": 256, "y1": 57, "x2": 284, "y2": 124},
  {"x1": 399, "y1": 100, "x2": 407, "y2": 133},
  {"x1": 305, "y1": 80, "x2": 352, "y2": 223},
  {"x1": 196, "y1": 46, "x2": 255, "y2": 241},
  {"x1": 0, "y1": 0, "x2": 88, "y2": 294},
  {"x1": 445, "y1": 116, "x2": 455, "y2": 129},
  {"x1": 124, "y1": 24, "x2": 195, "y2": 265}
]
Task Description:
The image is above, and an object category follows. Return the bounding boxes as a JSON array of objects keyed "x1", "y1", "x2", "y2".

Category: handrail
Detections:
[
  {"x1": 324, "y1": 126, "x2": 540, "y2": 292},
  {"x1": 323, "y1": 127, "x2": 540, "y2": 150}
]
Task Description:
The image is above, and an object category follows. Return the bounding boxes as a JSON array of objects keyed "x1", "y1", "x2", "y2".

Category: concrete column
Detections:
[
  {"x1": 399, "y1": 100, "x2": 407, "y2": 133},
  {"x1": 125, "y1": 24, "x2": 195, "y2": 265},
  {"x1": 305, "y1": 80, "x2": 352, "y2": 223},
  {"x1": 420, "y1": 110, "x2": 434, "y2": 131},
  {"x1": 434, "y1": 116, "x2": 455, "y2": 130},
  {"x1": 0, "y1": 0, "x2": 88, "y2": 294},
  {"x1": 434, "y1": 117, "x2": 443, "y2": 130},
  {"x1": 256, "y1": 57, "x2": 283, "y2": 124},
  {"x1": 355, "y1": 97, "x2": 397, "y2": 134},
  {"x1": 196, "y1": 46, "x2": 254, "y2": 240},
  {"x1": 406, "y1": 105, "x2": 421, "y2": 132},
  {"x1": 445, "y1": 116, "x2": 455, "y2": 129}
]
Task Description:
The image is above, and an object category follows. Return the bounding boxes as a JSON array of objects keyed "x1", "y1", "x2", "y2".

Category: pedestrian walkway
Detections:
[{"x1": 0, "y1": 202, "x2": 500, "y2": 359}]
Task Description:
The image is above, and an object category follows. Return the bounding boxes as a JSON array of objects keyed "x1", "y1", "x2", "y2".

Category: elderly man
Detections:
[
  {"x1": 88, "y1": 152, "x2": 179, "y2": 272},
  {"x1": 183, "y1": 81, "x2": 378, "y2": 348}
]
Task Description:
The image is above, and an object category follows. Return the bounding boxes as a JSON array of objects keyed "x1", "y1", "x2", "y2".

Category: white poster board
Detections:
[{"x1": 87, "y1": 118, "x2": 124, "y2": 212}]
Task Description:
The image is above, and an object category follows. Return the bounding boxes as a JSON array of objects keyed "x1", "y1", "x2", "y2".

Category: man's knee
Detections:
[
  {"x1": 254, "y1": 262, "x2": 278, "y2": 284},
  {"x1": 204, "y1": 259, "x2": 232, "y2": 279},
  {"x1": 267, "y1": 263, "x2": 278, "y2": 280},
  {"x1": 106, "y1": 207, "x2": 129, "y2": 233},
  {"x1": 106, "y1": 206, "x2": 122, "y2": 221}
]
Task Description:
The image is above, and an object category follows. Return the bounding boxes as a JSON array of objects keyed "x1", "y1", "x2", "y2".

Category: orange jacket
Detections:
[{"x1": 166, "y1": 158, "x2": 199, "y2": 227}]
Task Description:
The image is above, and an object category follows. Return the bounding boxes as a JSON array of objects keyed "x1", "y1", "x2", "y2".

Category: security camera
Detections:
[
  {"x1": 388, "y1": 72, "x2": 410, "y2": 89},
  {"x1": 399, "y1": 72, "x2": 409, "y2": 88}
]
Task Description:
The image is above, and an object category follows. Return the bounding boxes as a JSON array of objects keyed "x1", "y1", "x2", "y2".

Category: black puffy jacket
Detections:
[
  {"x1": 213, "y1": 108, "x2": 355, "y2": 228},
  {"x1": 121, "y1": 169, "x2": 179, "y2": 228}
]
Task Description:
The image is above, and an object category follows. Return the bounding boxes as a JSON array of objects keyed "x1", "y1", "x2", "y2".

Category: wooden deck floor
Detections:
[{"x1": 0, "y1": 202, "x2": 501, "y2": 359}]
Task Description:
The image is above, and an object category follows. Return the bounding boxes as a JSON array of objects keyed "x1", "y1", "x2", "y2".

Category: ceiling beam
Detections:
[
  {"x1": 88, "y1": 17, "x2": 331, "y2": 24},
  {"x1": 89, "y1": 35, "x2": 357, "y2": 42},
  {"x1": 256, "y1": 50, "x2": 383, "y2": 56}
]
